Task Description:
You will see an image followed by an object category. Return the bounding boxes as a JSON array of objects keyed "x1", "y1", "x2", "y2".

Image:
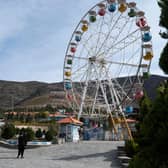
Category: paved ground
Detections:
[{"x1": 0, "y1": 141, "x2": 124, "y2": 168}]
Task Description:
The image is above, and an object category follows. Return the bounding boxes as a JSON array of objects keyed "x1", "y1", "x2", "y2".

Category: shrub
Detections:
[
  {"x1": 1, "y1": 123, "x2": 16, "y2": 139},
  {"x1": 128, "y1": 153, "x2": 152, "y2": 168},
  {"x1": 24, "y1": 127, "x2": 35, "y2": 141},
  {"x1": 45, "y1": 130, "x2": 53, "y2": 141},
  {"x1": 15, "y1": 127, "x2": 20, "y2": 135},
  {"x1": 35, "y1": 128, "x2": 42, "y2": 138},
  {"x1": 125, "y1": 140, "x2": 139, "y2": 157}
]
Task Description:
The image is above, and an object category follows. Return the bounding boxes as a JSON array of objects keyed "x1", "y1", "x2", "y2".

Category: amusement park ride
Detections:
[{"x1": 63, "y1": 0, "x2": 153, "y2": 140}]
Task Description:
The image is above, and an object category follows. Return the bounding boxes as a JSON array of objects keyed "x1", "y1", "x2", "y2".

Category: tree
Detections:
[
  {"x1": 45, "y1": 104, "x2": 54, "y2": 112},
  {"x1": 158, "y1": 0, "x2": 168, "y2": 30},
  {"x1": 35, "y1": 128, "x2": 43, "y2": 138},
  {"x1": 129, "y1": 81, "x2": 168, "y2": 168},
  {"x1": 48, "y1": 122, "x2": 58, "y2": 137},
  {"x1": 36, "y1": 111, "x2": 49, "y2": 119},
  {"x1": 138, "y1": 94, "x2": 152, "y2": 122},
  {"x1": 15, "y1": 127, "x2": 20, "y2": 135},
  {"x1": 135, "y1": 94, "x2": 152, "y2": 136},
  {"x1": 45, "y1": 130, "x2": 54, "y2": 141},
  {"x1": 1, "y1": 123, "x2": 16, "y2": 139},
  {"x1": 159, "y1": 43, "x2": 168, "y2": 74},
  {"x1": 19, "y1": 113, "x2": 25, "y2": 123},
  {"x1": 44, "y1": 122, "x2": 58, "y2": 141},
  {"x1": 25, "y1": 114, "x2": 33, "y2": 123},
  {"x1": 24, "y1": 127, "x2": 35, "y2": 141},
  {"x1": 124, "y1": 95, "x2": 151, "y2": 158},
  {"x1": 41, "y1": 111, "x2": 49, "y2": 118},
  {"x1": 158, "y1": 0, "x2": 168, "y2": 74}
]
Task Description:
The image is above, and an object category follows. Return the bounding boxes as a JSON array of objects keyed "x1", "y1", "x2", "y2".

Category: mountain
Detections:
[
  {"x1": 0, "y1": 75, "x2": 167, "y2": 110},
  {"x1": 0, "y1": 80, "x2": 66, "y2": 110}
]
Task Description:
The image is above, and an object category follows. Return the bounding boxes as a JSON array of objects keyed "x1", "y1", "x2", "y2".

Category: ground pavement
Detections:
[{"x1": 0, "y1": 141, "x2": 124, "y2": 168}]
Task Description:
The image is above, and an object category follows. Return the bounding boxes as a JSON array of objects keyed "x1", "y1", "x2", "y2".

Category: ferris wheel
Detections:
[{"x1": 63, "y1": 0, "x2": 153, "y2": 138}]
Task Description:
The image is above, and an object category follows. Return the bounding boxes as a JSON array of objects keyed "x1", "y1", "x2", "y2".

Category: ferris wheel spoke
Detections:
[
  {"x1": 105, "y1": 68, "x2": 128, "y2": 111},
  {"x1": 93, "y1": 11, "x2": 117, "y2": 55},
  {"x1": 95, "y1": 13, "x2": 122, "y2": 57},
  {"x1": 106, "y1": 60, "x2": 140, "y2": 67},
  {"x1": 72, "y1": 63, "x2": 88, "y2": 75},
  {"x1": 103, "y1": 29, "x2": 140, "y2": 58},
  {"x1": 78, "y1": 69, "x2": 91, "y2": 119},
  {"x1": 93, "y1": 63, "x2": 120, "y2": 116},
  {"x1": 113, "y1": 78, "x2": 130, "y2": 100},
  {"x1": 74, "y1": 53, "x2": 140, "y2": 68},
  {"x1": 111, "y1": 29, "x2": 140, "y2": 49},
  {"x1": 73, "y1": 68, "x2": 89, "y2": 83},
  {"x1": 73, "y1": 56, "x2": 88, "y2": 61},
  {"x1": 126, "y1": 18, "x2": 135, "y2": 37},
  {"x1": 90, "y1": 80, "x2": 100, "y2": 116},
  {"x1": 106, "y1": 46, "x2": 141, "y2": 79},
  {"x1": 105, "y1": 36, "x2": 141, "y2": 60},
  {"x1": 90, "y1": 63, "x2": 111, "y2": 114},
  {"x1": 78, "y1": 33, "x2": 98, "y2": 58},
  {"x1": 121, "y1": 48, "x2": 142, "y2": 75},
  {"x1": 81, "y1": 41, "x2": 95, "y2": 57},
  {"x1": 95, "y1": 14, "x2": 134, "y2": 58},
  {"x1": 103, "y1": 18, "x2": 131, "y2": 57},
  {"x1": 78, "y1": 62, "x2": 100, "y2": 118},
  {"x1": 94, "y1": 17, "x2": 106, "y2": 55}
]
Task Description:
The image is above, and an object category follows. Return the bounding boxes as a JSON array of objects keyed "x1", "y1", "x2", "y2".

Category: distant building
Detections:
[{"x1": 48, "y1": 112, "x2": 67, "y2": 121}]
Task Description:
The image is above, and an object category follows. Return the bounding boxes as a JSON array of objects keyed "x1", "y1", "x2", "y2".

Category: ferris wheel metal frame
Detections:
[{"x1": 63, "y1": 0, "x2": 153, "y2": 139}]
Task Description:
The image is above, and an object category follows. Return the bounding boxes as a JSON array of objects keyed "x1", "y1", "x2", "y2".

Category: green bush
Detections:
[
  {"x1": 125, "y1": 140, "x2": 139, "y2": 157},
  {"x1": 129, "y1": 153, "x2": 152, "y2": 168},
  {"x1": 35, "y1": 128, "x2": 42, "y2": 138},
  {"x1": 129, "y1": 151, "x2": 168, "y2": 168},
  {"x1": 45, "y1": 130, "x2": 53, "y2": 141},
  {"x1": 159, "y1": 43, "x2": 168, "y2": 74},
  {"x1": 24, "y1": 127, "x2": 35, "y2": 141},
  {"x1": 1, "y1": 123, "x2": 16, "y2": 139},
  {"x1": 15, "y1": 127, "x2": 20, "y2": 135},
  {"x1": 128, "y1": 81, "x2": 168, "y2": 167}
]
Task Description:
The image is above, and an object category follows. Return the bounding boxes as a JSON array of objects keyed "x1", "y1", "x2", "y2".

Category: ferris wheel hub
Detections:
[
  {"x1": 89, "y1": 56, "x2": 96, "y2": 62},
  {"x1": 89, "y1": 56, "x2": 107, "y2": 65},
  {"x1": 99, "y1": 58, "x2": 106, "y2": 65}
]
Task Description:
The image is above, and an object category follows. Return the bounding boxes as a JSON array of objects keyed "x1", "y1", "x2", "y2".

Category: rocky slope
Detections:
[{"x1": 0, "y1": 75, "x2": 167, "y2": 110}]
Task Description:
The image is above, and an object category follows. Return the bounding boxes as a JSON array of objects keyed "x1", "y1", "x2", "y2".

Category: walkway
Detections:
[{"x1": 0, "y1": 141, "x2": 124, "y2": 168}]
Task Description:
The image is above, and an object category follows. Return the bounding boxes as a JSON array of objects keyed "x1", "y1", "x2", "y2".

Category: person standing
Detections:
[{"x1": 17, "y1": 132, "x2": 26, "y2": 158}]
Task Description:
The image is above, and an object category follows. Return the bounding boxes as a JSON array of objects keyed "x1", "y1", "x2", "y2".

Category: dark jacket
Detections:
[{"x1": 18, "y1": 134, "x2": 26, "y2": 149}]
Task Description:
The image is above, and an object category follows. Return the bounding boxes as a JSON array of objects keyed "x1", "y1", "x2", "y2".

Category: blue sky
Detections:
[{"x1": 0, "y1": 0, "x2": 167, "y2": 83}]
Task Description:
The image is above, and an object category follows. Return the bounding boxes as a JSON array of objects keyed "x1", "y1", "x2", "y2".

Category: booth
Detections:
[{"x1": 58, "y1": 117, "x2": 83, "y2": 143}]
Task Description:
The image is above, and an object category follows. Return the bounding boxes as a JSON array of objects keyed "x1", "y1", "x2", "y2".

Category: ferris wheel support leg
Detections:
[
  {"x1": 78, "y1": 82, "x2": 88, "y2": 120},
  {"x1": 99, "y1": 82, "x2": 118, "y2": 138},
  {"x1": 108, "y1": 114, "x2": 118, "y2": 139},
  {"x1": 78, "y1": 63, "x2": 92, "y2": 120},
  {"x1": 108, "y1": 82, "x2": 123, "y2": 140},
  {"x1": 91, "y1": 81, "x2": 100, "y2": 116},
  {"x1": 118, "y1": 105, "x2": 133, "y2": 140},
  {"x1": 121, "y1": 112, "x2": 133, "y2": 140},
  {"x1": 105, "y1": 69, "x2": 133, "y2": 140},
  {"x1": 94, "y1": 64, "x2": 119, "y2": 139}
]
